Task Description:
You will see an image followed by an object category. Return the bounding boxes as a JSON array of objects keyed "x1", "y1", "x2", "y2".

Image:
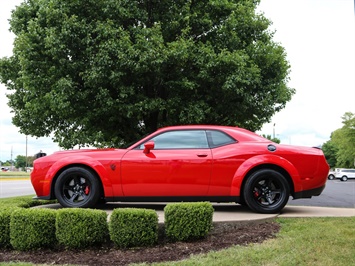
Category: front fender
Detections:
[
  {"x1": 44, "y1": 156, "x2": 115, "y2": 198},
  {"x1": 230, "y1": 154, "x2": 302, "y2": 196}
]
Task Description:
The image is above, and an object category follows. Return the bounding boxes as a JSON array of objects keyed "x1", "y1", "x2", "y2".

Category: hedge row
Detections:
[{"x1": 0, "y1": 202, "x2": 214, "y2": 251}]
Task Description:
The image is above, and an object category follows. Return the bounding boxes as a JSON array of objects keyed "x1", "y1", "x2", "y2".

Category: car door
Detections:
[{"x1": 120, "y1": 130, "x2": 212, "y2": 196}]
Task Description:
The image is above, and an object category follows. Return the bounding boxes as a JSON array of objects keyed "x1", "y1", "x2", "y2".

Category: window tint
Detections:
[
  {"x1": 143, "y1": 130, "x2": 209, "y2": 149},
  {"x1": 207, "y1": 130, "x2": 236, "y2": 148}
]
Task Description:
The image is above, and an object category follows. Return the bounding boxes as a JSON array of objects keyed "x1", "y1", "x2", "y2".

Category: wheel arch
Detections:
[
  {"x1": 239, "y1": 164, "x2": 295, "y2": 202},
  {"x1": 230, "y1": 154, "x2": 301, "y2": 200},
  {"x1": 49, "y1": 163, "x2": 109, "y2": 201}
]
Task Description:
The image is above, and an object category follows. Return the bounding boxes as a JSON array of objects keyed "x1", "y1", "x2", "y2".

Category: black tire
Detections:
[
  {"x1": 54, "y1": 167, "x2": 101, "y2": 208},
  {"x1": 341, "y1": 176, "x2": 348, "y2": 182},
  {"x1": 243, "y1": 169, "x2": 290, "y2": 214},
  {"x1": 328, "y1": 174, "x2": 335, "y2": 180}
]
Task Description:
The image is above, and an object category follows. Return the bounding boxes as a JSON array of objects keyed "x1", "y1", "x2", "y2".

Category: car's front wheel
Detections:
[
  {"x1": 243, "y1": 169, "x2": 290, "y2": 214},
  {"x1": 54, "y1": 167, "x2": 101, "y2": 208}
]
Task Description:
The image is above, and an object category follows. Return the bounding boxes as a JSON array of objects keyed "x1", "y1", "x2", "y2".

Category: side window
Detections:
[
  {"x1": 207, "y1": 130, "x2": 236, "y2": 148},
  {"x1": 141, "y1": 130, "x2": 209, "y2": 149}
]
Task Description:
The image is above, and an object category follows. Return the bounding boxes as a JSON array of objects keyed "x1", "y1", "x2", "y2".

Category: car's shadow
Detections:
[{"x1": 96, "y1": 202, "x2": 251, "y2": 212}]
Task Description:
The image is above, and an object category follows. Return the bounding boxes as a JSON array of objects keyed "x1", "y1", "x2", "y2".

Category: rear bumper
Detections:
[{"x1": 293, "y1": 185, "x2": 325, "y2": 199}]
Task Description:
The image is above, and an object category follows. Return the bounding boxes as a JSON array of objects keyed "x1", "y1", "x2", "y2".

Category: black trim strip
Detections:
[
  {"x1": 33, "y1": 195, "x2": 52, "y2": 200},
  {"x1": 293, "y1": 185, "x2": 325, "y2": 199}
]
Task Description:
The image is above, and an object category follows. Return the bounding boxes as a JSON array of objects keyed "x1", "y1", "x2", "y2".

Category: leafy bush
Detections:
[
  {"x1": 109, "y1": 208, "x2": 158, "y2": 248},
  {"x1": 56, "y1": 208, "x2": 108, "y2": 249},
  {"x1": 0, "y1": 208, "x2": 19, "y2": 248},
  {"x1": 164, "y1": 202, "x2": 214, "y2": 241},
  {"x1": 10, "y1": 208, "x2": 57, "y2": 250}
]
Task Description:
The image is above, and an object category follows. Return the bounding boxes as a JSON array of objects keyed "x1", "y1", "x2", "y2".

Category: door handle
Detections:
[{"x1": 197, "y1": 153, "x2": 208, "y2": 157}]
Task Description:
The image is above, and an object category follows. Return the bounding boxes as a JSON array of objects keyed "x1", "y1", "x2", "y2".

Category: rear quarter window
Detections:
[{"x1": 207, "y1": 130, "x2": 236, "y2": 148}]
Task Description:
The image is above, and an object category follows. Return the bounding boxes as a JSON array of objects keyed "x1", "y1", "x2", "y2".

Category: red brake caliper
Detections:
[{"x1": 253, "y1": 189, "x2": 259, "y2": 198}]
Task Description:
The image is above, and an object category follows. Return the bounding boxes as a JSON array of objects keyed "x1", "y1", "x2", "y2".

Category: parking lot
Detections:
[{"x1": 287, "y1": 179, "x2": 355, "y2": 208}]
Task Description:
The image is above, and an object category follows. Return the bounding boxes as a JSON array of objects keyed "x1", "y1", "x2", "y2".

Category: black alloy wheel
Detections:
[
  {"x1": 54, "y1": 167, "x2": 100, "y2": 208},
  {"x1": 243, "y1": 169, "x2": 290, "y2": 214}
]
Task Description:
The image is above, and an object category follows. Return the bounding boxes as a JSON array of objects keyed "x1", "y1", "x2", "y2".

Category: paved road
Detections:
[
  {"x1": 0, "y1": 179, "x2": 35, "y2": 199},
  {"x1": 1, "y1": 179, "x2": 354, "y2": 209}
]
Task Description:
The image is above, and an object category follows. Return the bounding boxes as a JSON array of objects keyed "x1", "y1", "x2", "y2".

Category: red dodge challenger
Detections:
[{"x1": 31, "y1": 125, "x2": 329, "y2": 214}]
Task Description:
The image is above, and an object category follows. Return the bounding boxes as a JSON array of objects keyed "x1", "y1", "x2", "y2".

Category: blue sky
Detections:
[{"x1": 1, "y1": 0, "x2": 354, "y2": 161}]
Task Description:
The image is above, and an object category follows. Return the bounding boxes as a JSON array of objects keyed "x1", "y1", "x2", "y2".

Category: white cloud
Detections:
[{"x1": 257, "y1": 0, "x2": 355, "y2": 147}]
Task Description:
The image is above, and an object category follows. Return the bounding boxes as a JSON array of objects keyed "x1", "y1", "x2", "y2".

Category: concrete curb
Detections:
[
  {"x1": 280, "y1": 205, "x2": 355, "y2": 218},
  {"x1": 34, "y1": 202, "x2": 355, "y2": 224}
]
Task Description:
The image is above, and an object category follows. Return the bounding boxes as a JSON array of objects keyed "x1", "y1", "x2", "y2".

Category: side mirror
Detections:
[
  {"x1": 35, "y1": 152, "x2": 47, "y2": 159},
  {"x1": 143, "y1": 141, "x2": 155, "y2": 154}
]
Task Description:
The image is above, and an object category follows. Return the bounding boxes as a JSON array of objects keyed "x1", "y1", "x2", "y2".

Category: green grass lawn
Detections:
[
  {"x1": 0, "y1": 171, "x2": 30, "y2": 179},
  {"x1": 138, "y1": 217, "x2": 355, "y2": 266},
  {"x1": 0, "y1": 196, "x2": 354, "y2": 266}
]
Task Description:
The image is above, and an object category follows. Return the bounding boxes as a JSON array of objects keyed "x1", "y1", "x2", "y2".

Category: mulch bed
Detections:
[{"x1": 0, "y1": 221, "x2": 280, "y2": 265}]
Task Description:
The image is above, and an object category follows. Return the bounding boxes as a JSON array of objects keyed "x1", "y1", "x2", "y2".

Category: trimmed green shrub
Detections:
[
  {"x1": 10, "y1": 208, "x2": 57, "y2": 250},
  {"x1": 0, "y1": 208, "x2": 19, "y2": 248},
  {"x1": 109, "y1": 208, "x2": 158, "y2": 248},
  {"x1": 164, "y1": 202, "x2": 214, "y2": 241},
  {"x1": 56, "y1": 208, "x2": 108, "y2": 249},
  {"x1": 1, "y1": 196, "x2": 54, "y2": 208}
]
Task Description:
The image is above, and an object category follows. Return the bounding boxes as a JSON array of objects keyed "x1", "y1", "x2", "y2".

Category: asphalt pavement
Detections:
[
  {"x1": 287, "y1": 179, "x2": 355, "y2": 208},
  {"x1": 0, "y1": 179, "x2": 35, "y2": 198}
]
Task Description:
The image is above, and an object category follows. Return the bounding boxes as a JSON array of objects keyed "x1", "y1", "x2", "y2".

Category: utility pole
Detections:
[
  {"x1": 26, "y1": 136, "x2": 28, "y2": 171},
  {"x1": 11, "y1": 146, "x2": 13, "y2": 170}
]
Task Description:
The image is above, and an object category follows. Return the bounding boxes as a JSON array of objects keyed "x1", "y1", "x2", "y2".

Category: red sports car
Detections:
[{"x1": 31, "y1": 125, "x2": 329, "y2": 214}]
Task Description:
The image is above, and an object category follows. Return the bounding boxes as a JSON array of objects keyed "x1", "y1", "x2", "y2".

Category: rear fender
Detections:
[{"x1": 230, "y1": 154, "x2": 301, "y2": 196}]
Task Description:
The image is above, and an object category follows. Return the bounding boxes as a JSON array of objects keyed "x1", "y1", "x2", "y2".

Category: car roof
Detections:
[{"x1": 156, "y1": 125, "x2": 268, "y2": 142}]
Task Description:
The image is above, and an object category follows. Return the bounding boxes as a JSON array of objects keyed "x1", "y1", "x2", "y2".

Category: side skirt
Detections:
[{"x1": 105, "y1": 196, "x2": 240, "y2": 204}]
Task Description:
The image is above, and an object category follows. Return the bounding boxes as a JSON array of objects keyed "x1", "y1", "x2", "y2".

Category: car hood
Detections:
[
  {"x1": 52, "y1": 148, "x2": 120, "y2": 155},
  {"x1": 34, "y1": 148, "x2": 128, "y2": 163}
]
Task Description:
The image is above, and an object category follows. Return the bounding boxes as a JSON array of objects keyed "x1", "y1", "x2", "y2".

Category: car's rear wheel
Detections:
[
  {"x1": 243, "y1": 169, "x2": 290, "y2": 214},
  {"x1": 341, "y1": 176, "x2": 348, "y2": 182},
  {"x1": 54, "y1": 167, "x2": 100, "y2": 208},
  {"x1": 328, "y1": 174, "x2": 335, "y2": 180}
]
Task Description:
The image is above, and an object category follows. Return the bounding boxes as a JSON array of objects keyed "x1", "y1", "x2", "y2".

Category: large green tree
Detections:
[
  {"x1": 323, "y1": 112, "x2": 355, "y2": 168},
  {"x1": 321, "y1": 137, "x2": 338, "y2": 169},
  {"x1": 0, "y1": 0, "x2": 293, "y2": 148}
]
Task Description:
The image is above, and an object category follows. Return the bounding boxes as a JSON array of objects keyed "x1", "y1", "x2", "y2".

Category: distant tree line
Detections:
[
  {"x1": 261, "y1": 134, "x2": 281, "y2": 144},
  {"x1": 3, "y1": 111, "x2": 353, "y2": 171},
  {"x1": 0, "y1": 155, "x2": 35, "y2": 170}
]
